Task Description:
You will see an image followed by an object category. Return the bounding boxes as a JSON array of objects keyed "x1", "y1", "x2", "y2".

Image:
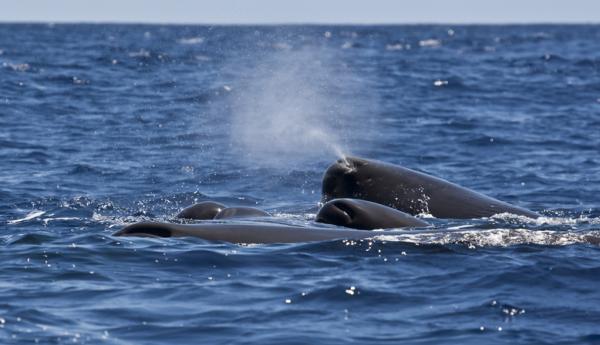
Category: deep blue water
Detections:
[{"x1": 2, "y1": 24, "x2": 600, "y2": 344}]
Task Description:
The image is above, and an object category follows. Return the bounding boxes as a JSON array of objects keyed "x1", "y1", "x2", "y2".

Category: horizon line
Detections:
[{"x1": 1, "y1": 20, "x2": 599, "y2": 26}]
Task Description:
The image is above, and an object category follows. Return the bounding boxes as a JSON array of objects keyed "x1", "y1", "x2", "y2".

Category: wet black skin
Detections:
[
  {"x1": 322, "y1": 156, "x2": 540, "y2": 219},
  {"x1": 118, "y1": 199, "x2": 429, "y2": 243},
  {"x1": 316, "y1": 198, "x2": 430, "y2": 230},
  {"x1": 176, "y1": 201, "x2": 226, "y2": 220},
  {"x1": 113, "y1": 221, "x2": 381, "y2": 244},
  {"x1": 214, "y1": 207, "x2": 271, "y2": 219},
  {"x1": 177, "y1": 202, "x2": 270, "y2": 220}
]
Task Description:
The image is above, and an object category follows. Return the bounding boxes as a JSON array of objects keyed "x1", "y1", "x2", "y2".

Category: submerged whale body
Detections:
[
  {"x1": 113, "y1": 221, "x2": 384, "y2": 244},
  {"x1": 322, "y1": 156, "x2": 539, "y2": 219},
  {"x1": 176, "y1": 199, "x2": 427, "y2": 231},
  {"x1": 115, "y1": 198, "x2": 429, "y2": 243}
]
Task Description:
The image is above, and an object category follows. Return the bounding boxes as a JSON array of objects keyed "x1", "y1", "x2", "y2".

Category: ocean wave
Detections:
[{"x1": 374, "y1": 228, "x2": 600, "y2": 247}]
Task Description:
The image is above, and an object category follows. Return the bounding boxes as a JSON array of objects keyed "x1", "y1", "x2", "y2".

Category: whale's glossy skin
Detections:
[
  {"x1": 322, "y1": 157, "x2": 539, "y2": 219},
  {"x1": 177, "y1": 203, "x2": 270, "y2": 220},
  {"x1": 213, "y1": 207, "x2": 271, "y2": 219},
  {"x1": 176, "y1": 201, "x2": 226, "y2": 220},
  {"x1": 113, "y1": 221, "x2": 390, "y2": 244},
  {"x1": 118, "y1": 198, "x2": 429, "y2": 244},
  {"x1": 316, "y1": 198, "x2": 430, "y2": 229}
]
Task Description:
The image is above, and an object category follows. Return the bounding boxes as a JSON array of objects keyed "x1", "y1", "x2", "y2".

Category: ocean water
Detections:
[{"x1": 1, "y1": 24, "x2": 600, "y2": 344}]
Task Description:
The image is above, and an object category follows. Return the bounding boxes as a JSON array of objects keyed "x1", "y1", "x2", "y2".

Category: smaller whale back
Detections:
[
  {"x1": 214, "y1": 207, "x2": 271, "y2": 219},
  {"x1": 177, "y1": 201, "x2": 226, "y2": 220},
  {"x1": 316, "y1": 198, "x2": 429, "y2": 230},
  {"x1": 177, "y1": 202, "x2": 270, "y2": 220},
  {"x1": 118, "y1": 198, "x2": 429, "y2": 243}
]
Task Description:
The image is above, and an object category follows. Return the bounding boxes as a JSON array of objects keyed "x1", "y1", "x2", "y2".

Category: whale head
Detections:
[{"x1": 321, "y1": 156, "x2": 372, "y2": 203}]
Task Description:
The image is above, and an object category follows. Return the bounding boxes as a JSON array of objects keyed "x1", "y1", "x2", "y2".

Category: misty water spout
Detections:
[{"x1": 227, "y1": 47, "x2": 357, "y2": 168}]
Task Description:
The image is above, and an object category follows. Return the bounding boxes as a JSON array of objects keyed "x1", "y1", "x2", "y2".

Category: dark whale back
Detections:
[
  {"x1": 316, "y1": 198, "x2": 429, "y2": 229},
  {"x1": 177, "y1": 201, "x2": 226, "y2": 220},
  {"x1": 322, "y1": 156, "x2": 539, "y2": 219},
  {"x1": 178, "y1": 203, "x2": 270, "y2": 220},
  {"x1": 214, "y1": 207, "x2": 271, "y2": 219},
  {"x1": 114, "y1": 221, "x2": 379, "y2": 244}
]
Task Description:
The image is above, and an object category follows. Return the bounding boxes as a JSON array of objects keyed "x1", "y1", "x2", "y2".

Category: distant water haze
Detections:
[{"x1": 1, "y1": 0, "x2": 600, "y2": 24}]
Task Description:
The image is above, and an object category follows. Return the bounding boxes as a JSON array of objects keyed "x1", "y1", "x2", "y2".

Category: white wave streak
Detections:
[
  {"x1": 42, "y1": 217, "x2": 81, "y2": 225},
  {"x1": 491, "y1": 213, "x2": 600, "y2": 225},
  {"x1": 8, "y1": 210, "x2": 46, "y2": 224},
  {"x1": 375, "y1": 229, "x2": 600, "y2": 247},
  {"x1": 534, "y1": 215, "x2": 600, "y2": 225},
  {"x1": 177, "y1": 37, "x2": 204, "y2": 45}
]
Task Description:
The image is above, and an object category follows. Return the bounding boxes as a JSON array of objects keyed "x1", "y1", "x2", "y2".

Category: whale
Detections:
[
  {"x1": 177, "y1": 202, "x2": 270, "y2": 220},
  {"x1": 177, "y1": 201, "x2": 226, "y2": 220},
  {"x1": 115, "y1": 197, "x2": 431, "y2": 244},
  {"x1": 322, "y1": 156, "x2": 539, "y2": 219},
  {"x1": 113, "y1": 221, "x2": 388, "y2": 244},
  {"x1": 214, "y1": 207, "x2": 271, "y2": 219},
  {"x1": 316, "y1": 198, "x2": 430, "y2": 229}
]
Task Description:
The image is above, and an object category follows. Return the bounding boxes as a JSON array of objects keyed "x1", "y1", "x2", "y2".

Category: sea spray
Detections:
[{"x1": 228, "y1": 46, "x2": 357, "y2": 169}]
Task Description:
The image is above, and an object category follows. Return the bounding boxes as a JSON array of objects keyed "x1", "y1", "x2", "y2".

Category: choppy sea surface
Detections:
[{"x1": 2, "y1": 24, "x2": 600, "y2": 344}]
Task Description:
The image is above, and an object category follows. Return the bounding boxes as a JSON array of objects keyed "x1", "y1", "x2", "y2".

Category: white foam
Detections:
[
  {"x1": 272, "y1": 213, "x2": 316, "y2": 221},
  {"x1": 177, "y1": 37, "x2": 204, "y2": 45},
  {"x1": 491, "y1": 212, "x2": 600, "y2": 225},
  {"x1": 8, "y1": 210, "x2": 46, "y2": 225},
  {"x1": 91, "y1": 212, "x2": 141, "y2": 227},
  {"x1": 128, "y1": 49, "x2": 150, "y2": 58},
  {"x1": 385, "y1": 43, "x2": 404, "y2": 51},
  {"x1": 42, "y1": 217, "x2": 81, "y2": 225},
  {"x1": 3, "y1": 62, "x2": 30, "y2": 72},
  {"x1": 419, "y1": 39, "x2": 441, "y2": 47},
  {"x1": 373, "y1": 228, "x2": 600, "y2": 247},
  {"x1": 446, "y1": 224, "x2": 477, "y2": 230}
]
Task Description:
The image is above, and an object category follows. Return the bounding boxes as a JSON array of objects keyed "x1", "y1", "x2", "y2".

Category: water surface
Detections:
[{"x1": 1, "y1": 24, "x2": 600, "y2": 344}]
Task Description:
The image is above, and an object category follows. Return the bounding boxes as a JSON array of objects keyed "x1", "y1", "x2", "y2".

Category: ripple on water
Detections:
[{"x1": 2, "y1": 24, "x2": 600, "y2": 345}]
